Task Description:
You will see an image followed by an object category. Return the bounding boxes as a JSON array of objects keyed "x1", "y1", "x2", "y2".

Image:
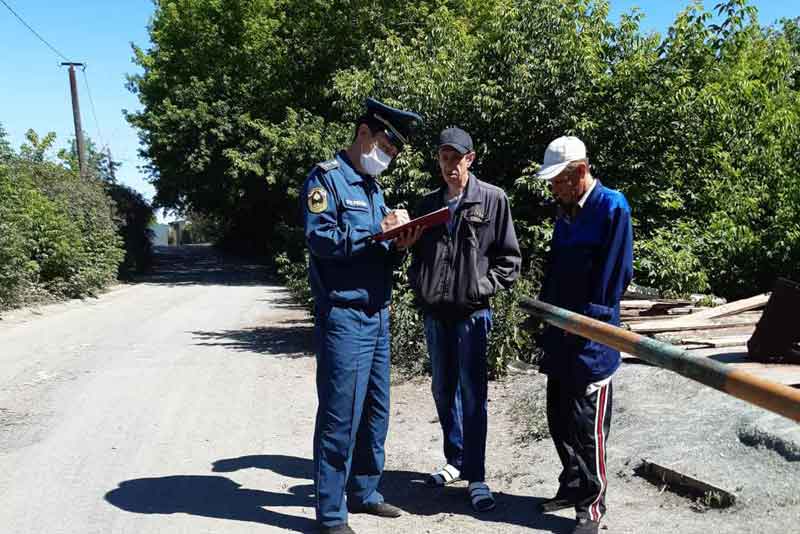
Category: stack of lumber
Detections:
[
  {"x1": 621, "y1": 294, "x2": 768, "y2": 334},
  {"x1": 620, "y1": 293, "x2": 800, "y2": 386}
]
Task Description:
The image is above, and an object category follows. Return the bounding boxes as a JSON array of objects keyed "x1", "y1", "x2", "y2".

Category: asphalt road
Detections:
[{"x1": 0, "y1": 246, "x2": 320, "y2": 533}]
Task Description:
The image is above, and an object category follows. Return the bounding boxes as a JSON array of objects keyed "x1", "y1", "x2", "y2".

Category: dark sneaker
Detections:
[
  {"x1": 347, "y1": 501, "x2": 402, "y2": 518},
  {"x1": 539, "y1": 495, "x2": 576, "y2": 513},
  {"x1": 319, "y1": 524, "x2": 356, "y2": 534},
  {"x1": 572, "y1": 518, "x2": 600, "y2": 534}
]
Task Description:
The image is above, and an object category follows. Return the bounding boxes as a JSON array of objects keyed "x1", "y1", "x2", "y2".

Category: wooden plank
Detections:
[
  {"x1": 655, "y1": 324, "x2": 756, "y2": 344},
  {"x1": 677, "y1": 335, "x2": 751, "y2": 348},
  {"x1": 621, "y1": 299, "x2": 692, "y2": 310},
  {"x1": 621, "y1": 300, "x2": 661, "y2": 309},
  {"x1": 635, "y1": 459, "x2": 736, "y2": 508},
  {"x1": 629, "y1": 316, "x2": 760, "y2": 334},
  {"x1": 666, "y1": 307, "x2": 694, "y2": 315},
  {"x1": 622, "y1": 307, "x2": 699, "y2": 320},
  {"x1": 622, "y1": 315, "x2": 670, "y2": 323},
  {"x1": 626, "y1": 295, "x2": 767, "y2": 332},
  {"x1": 677, "y1": 293, "x2": 769, "y2": 324},
  {"x1": 628, "y1": 311, "x2": 760, "y2": 333},
  {"x1": 621, "y1": 309, "x2": 648, "y2": 317},
  {"x1": 623, "y1": 346, "x2": 800, "y2": 385}
]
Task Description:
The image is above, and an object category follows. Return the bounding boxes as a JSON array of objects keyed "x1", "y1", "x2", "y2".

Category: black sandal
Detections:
[{"x1": 468, "y1": 482, "x2": 496, "y2": 512}]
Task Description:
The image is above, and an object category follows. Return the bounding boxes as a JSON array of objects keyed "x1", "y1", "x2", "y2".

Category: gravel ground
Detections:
[
  {"x1": 373, "y1": 364, "x2": 800, "y2": 534},
  {"x1": 0, "y1": 245, "x2": 797, "y2": 533}
]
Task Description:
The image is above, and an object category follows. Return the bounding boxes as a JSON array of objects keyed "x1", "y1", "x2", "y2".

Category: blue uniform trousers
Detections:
[
  {"x1": 423, "y1": 309, "x2": 492, "y2": 482},
  {"x1": 313, "y1": 305, "x2": 390, "y2": 527}
]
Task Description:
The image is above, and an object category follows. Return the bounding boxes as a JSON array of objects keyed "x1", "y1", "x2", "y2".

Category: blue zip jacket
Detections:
[
  {"x1": 301, "y1": 151, "x2": 401, "y2": 313},
  {"x1": 538, "y1": 181, "x2": 633, "y2": 390}
]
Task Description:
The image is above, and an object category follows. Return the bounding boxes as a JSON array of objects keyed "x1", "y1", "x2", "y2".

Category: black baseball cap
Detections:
[{"x1": 439, "y1": 127, "x2": 473, "y2": 154}]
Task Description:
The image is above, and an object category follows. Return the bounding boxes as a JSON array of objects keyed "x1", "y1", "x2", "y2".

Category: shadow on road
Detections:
[
  {"x1": 107, "y1": 454, "x2": 571, "y2": 532},
  {"x1": 135, "y1": 245, "x2": 273, "y2": 287},
  {"x1": 205, "y1": 454, "x2": 574, "y2": 533},
  {"x1": 105, "y1": 475, "x2": 317, "y2": 532},
  {"x1": 213, "y1": 454, "x2": 314, "y2": 477},
  {"x1": 192, "y1": 323, "x2": 314, "y2": 358}
]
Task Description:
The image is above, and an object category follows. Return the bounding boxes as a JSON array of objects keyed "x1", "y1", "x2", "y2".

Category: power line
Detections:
[
  {"x1": 0, "y1": 0, "x2": 72, "y2": 62},
  {"x1": 81, "y1": 66, "x2": 107, "y2": 151}
]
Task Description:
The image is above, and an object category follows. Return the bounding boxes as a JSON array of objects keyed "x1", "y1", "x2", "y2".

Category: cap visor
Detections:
[
  {"x1": 439, "y1": 142, "x2": 470, "y2": 155},
  {"x1": 535, "y1": 162, "x2": 569, "y2": 180}
]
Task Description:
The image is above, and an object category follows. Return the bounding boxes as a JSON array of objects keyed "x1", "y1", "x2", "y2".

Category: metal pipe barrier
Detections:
[{"x1": 520, "y1": 297, "x2": 800, "y2": 423}]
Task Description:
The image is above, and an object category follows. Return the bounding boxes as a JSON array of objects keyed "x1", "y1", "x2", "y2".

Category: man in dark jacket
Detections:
[
  {"x1": 408, "y1": 127, "x2": 521, "y2": 513},
  {"x1": 535, "y1": 136, "x2": 633, "y2": 534}
]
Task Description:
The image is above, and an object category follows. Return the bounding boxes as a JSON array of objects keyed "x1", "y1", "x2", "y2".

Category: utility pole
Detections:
[
  {"x1": 106, "y1": 147, "x2": 116, "y2": 182},
  {"x1": 61, "y1": 62, "x2": 87, "y2": 178}
]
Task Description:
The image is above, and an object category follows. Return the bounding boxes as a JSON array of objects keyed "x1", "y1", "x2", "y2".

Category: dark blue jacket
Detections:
[
  {"x1": 538, "y1": 181, "x2": 633, "y2": 390},
  {"x1": 408, "y1": 173, "x2": 521, "y2": 320},
  {"x1": 302, "y1": 151, "x2": 401, "y2": 313}
]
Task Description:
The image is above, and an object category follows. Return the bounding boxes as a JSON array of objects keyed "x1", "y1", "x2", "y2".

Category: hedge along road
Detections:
[{"x1": 0, "y1": 245, "x2": 798, "y2": 534}]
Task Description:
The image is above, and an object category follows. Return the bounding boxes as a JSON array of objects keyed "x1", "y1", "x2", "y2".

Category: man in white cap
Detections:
[{"x1": 534, "y1": 136, "x2": 633, "y2": 534}]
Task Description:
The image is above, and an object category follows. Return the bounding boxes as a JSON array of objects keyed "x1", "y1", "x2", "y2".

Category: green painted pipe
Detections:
[{"x1": 520, "y1": 297, "x2": 800, "y2": 423}]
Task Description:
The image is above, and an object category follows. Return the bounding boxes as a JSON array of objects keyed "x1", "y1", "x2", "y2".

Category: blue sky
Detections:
[
  {"x1": 608, "y1": 0, "x2": 794, "y2": 32},
  {"x1": 1, "y1": 0, "x2": 797, "y2": 214},
  {"x1": 1, "y1": 1, "x2": 155, "y2": 204}
]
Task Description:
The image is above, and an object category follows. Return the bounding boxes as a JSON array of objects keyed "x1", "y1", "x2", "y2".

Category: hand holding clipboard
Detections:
[{"x1": 372, "y1": 207, "x2": 451, "y2": 243}]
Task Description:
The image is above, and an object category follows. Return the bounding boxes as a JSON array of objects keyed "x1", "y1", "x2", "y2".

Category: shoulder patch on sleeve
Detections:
[
  {"x1": 307, "y1": 186, "x2": 328, "y2": 214},
  {"x1": 316, "y1": 159, "x2": 340, "y2": 172}
]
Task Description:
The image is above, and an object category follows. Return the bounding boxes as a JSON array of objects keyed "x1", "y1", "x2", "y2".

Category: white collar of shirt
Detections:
[{"x1": 577, "y1": 177, "x2": 597, "y2": 208}]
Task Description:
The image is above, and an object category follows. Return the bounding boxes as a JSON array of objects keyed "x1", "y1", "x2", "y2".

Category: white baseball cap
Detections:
[{"x1": 535, "y1": 136, "x2": 587, "y2": 180}]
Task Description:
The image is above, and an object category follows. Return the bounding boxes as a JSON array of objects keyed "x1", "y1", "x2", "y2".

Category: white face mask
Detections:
[{"x1": 360, "y1": 144, "x2": 392, "y2": 176}]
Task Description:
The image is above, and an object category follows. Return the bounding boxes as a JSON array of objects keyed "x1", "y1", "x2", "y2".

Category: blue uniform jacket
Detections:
[
  {"x1": 302, "y1": 151, "x2": 402, "y2": 313},
  {"x1": 538, "y1": 181, "x2": 633, "y2": 390}
]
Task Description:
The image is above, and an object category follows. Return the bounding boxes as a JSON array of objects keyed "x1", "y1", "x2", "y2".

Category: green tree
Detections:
[
  {"x1": 129, "y1": 0, "x2": 800, "y2": 374},
  {"x1": 0, "y1": 123, "x2": 12, "y2": 162},
  {"x1": 126, "y1": 0, "x2": 497, "y2": 254}
]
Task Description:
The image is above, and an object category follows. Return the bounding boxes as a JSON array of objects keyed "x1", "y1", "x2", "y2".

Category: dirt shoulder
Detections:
[{"x1": 377, "y1": 363, "x2": 800, "y2": 534}]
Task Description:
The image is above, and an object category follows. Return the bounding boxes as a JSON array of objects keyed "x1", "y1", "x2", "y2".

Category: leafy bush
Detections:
[
  {"x1": 58, "y1": 135, "x2": 155, "y2": 278},
  {"x1": 487, "y1": 270, "x2": 543, "y2": 378},
  {"x1": 0, "y1": 128, "x2": 126, "y2": 309},
  {"x1": 275, "y1": 252, "x2": 313, "y2": 310},
  {"x1": 389, "y1": 259, "x2": 431, "y2": 377},
  {"x1": 28, "y1": 164, "x2": 123, "y2": 296},
  {"x1": 108, "y1": 184, "x2": 154, "y2": 277},
  {"x1": 634, "y1": 224, "x2": 710, "y2": 296},
  {"x1": 0, "y1": 169, "x2": 47, "y2": 307}
]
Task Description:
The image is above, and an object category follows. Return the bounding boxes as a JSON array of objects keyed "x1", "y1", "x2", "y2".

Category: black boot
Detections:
[
  {"x1": 539, "y1": 494, "x2": 577, "y2": 513},
  {"x1": 319, "y1": 524, "x2": 356, "y2": 534},
  {"x1": 347, "y1": 501, "x2": 402, "y2": 518},
  {"x1": 572, "y1": 518, "x2": 599, "y2": 534}
]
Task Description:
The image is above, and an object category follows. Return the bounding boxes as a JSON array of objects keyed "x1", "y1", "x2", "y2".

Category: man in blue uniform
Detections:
[
  {"x1": 535, "y1": 136, "x2": 633, "y2": 534},
  {"x1": 302, "y1": 98, "x2": 423, "y2": 534}
]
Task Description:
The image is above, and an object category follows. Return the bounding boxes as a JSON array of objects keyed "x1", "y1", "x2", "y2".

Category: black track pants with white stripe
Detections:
[{"x1": 546, "y1": 376, "x2": 613, "y2": 522}]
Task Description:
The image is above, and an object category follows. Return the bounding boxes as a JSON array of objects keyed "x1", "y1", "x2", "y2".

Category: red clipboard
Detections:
[{"x1": 372, "y1": 207, "x2": 451, "y2": 242}]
